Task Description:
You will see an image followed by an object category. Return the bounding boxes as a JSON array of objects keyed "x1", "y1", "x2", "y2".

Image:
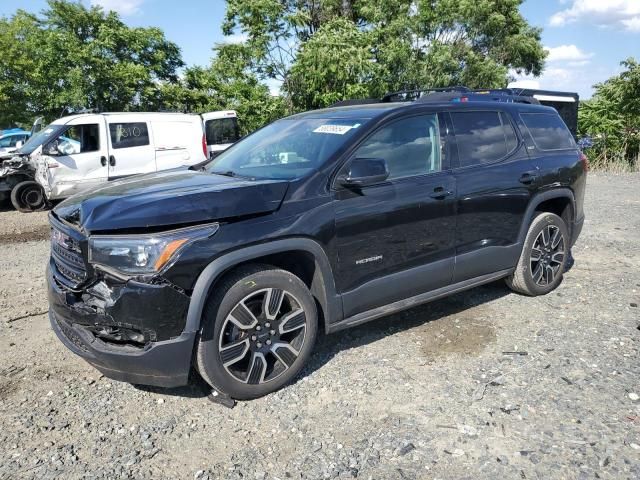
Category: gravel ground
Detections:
[{"x1": 0, "y1": 174, "x2": 639, "y2": 480}]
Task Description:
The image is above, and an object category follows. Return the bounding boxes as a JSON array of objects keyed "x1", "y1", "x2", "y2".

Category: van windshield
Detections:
[
  {"x1": 17, "y1": 123, "x2": 67, "y2": 155},
  {"x1": 206, "y1": 117, "x2": 366, "y2": 180}
]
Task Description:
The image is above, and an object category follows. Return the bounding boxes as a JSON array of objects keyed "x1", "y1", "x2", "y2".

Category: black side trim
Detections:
[
  {"x1": 341, "y1": 257, "x2": 453, "y2": 319},
  {"x1": 328, "y1": 268, "x2": 513, "y2": 333},
  {"x1": 186, "y1": 238, "x2": 340, "y2": 334},
  {"x1": 517, "y1": 188, "x2": 575, "y2": 245}
]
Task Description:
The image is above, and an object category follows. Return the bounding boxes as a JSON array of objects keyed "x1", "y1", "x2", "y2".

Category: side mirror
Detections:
[
  {"x1": 45, "y1": 141, "x2": 59, "y2": 156},
  {"x1": 577, "y1": 136, "x2": 593, "y2": 150},
  {"x1": 338, "y1": 158, "x2": 389, "y2": 187},
  {"x1": 15, "y1": 140, "x2": 23, "y2": 149}
]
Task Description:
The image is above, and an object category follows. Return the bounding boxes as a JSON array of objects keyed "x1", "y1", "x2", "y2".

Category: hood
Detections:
[{"x1": 53, "y1": 169, "x2": 290, "y2": 233}]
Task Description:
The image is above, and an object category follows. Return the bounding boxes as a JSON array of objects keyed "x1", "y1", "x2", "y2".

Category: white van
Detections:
[{"x1": 5, "y1": 111, "x2": 238, "y2": 209}]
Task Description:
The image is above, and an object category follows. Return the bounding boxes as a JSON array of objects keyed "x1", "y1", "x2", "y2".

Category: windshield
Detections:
[
  {"x1": 17, "y1": 123, "x2": 67, "y2": 155},
  {"x1": 206, "y1": 117, "x2": 367, "y2": 180}
]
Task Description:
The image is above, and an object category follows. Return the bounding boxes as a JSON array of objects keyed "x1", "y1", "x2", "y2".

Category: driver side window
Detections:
[
  {"x1": 353, "y1": 114, "x2": 442, "y2": 180},
  {"x1": 50, "y1": 124, "x2": 100, "y2": 155}
]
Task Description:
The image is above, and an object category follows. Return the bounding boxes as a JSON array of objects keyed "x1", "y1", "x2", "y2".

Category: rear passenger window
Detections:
[
  {"x1": 353, "y1": 114, "x2": 442, "y2": 180},
  {"x1": 451, "y1": 111, "x2": 518, "y2": 167},
  {"x1": 109, "y1": 122, "x2": 150, "y2": 149},
  {"x1": 520, "y1": 113, "x2": 575, "y2": 150}
]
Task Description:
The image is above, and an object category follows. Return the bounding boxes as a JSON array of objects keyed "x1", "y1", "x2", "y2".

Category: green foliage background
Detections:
[
  {"x1": 0, "y1": 0, "x2": 637, "y2": 170},
  {"x1": 0, "y1": 0, "x2": 544, "y2": 135},
  {"x1": 578, "y1": 59, "x2": 640, "y2": 171}
]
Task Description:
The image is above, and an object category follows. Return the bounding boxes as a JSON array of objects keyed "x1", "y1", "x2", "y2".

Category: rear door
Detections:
[
  {"x1": 333, "y1": 112, "x2": 457, "y2": 318},
  {"x1": 202, "y1": 111, "x2": 240, "y2": 157},
  {"x1": 450, "y1": 109, "x2": 537, "y2": 282},
  {"x1": 106, "y1": 117, "x2": 155, "y2": 179}
]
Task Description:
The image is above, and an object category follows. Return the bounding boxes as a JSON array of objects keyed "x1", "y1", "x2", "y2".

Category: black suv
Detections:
[{"x1": 47, "y1": 91, "x2": 586, "y2": 399}]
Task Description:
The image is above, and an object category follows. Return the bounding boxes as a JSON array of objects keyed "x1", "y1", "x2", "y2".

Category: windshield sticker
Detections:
[{"x1": 313, "y1": 124, "x2": 358, "y2": 135}]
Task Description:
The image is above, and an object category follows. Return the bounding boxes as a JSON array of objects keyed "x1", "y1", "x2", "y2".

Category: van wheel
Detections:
[
  {"x1": 196, "y1": 265, "x2": 318, "y2": 400},
  {"x1": 506, "y1": 212, "x2": 570, "y2": 296},
  {"x1": 10, "y1": 181, "x2": 47, "y2": 212}
]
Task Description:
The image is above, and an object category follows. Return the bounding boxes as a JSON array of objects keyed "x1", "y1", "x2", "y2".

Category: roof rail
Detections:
[
  {"x1": 330, "y1": 98, "x2": 380, "y2": 107},
  {"x1": 413, "y1": 89, "x2": 540, "y2": 105},
  {"x1": 381, "y1": 86, "x2": 470, "y2": 103},
  {"x1": 329, "y1": 85, "x2": 547, "y2": 110}
]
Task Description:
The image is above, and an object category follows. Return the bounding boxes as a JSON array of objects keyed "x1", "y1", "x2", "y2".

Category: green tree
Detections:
[
  {"x1": 223, "y1": 0, "x2": 546, "y2": 110},
  {"x1": 579, "y1": 58, "x2": 640, "y2": 171},
  {"x1": 0, "y1": 0, "x2": 183, "y2": 126},
  {"x1": 159, "y1": 43, "x2": 287, "y2": 135}
]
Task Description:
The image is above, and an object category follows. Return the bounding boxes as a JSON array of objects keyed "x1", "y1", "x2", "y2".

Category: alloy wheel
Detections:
[
  {"x1": 530, "y1": 224, "x2": 565, "y2": 286},
  {"x1": 218, "y1": 288, "x2": 307, "y2": 384}
]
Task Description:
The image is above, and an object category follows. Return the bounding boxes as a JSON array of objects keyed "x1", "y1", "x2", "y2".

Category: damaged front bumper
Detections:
[{"x1": 47, "y1": 262, "x2": 196, "y2": 388}]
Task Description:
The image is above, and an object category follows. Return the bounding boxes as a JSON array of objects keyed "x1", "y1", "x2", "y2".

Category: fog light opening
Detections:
[{"x1": 91, "y1": 325, "x2": 147, "y2": 346}]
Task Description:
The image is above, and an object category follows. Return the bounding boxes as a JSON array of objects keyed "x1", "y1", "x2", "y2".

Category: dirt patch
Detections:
[
  {"x1": 417, "y1": 314, "x2": 497, "y2": 358},
  {"x1": 0, "y1": 223, "x2": 50, "y2": 244},
  {"x1": 0, "y1": 377, "x2": 20, "y2": 400}
]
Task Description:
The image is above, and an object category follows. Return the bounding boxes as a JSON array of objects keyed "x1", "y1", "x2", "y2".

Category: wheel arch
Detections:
[
  {"x1": 185, "y1": 238, "x2": 341, "y2": 336},
  {"x1": 517, "y1": 189, "x2": 576, "y2": 245}
]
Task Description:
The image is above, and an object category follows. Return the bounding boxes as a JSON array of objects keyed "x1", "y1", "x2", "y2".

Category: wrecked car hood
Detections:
[{"x1": 53, "y1": 169, "x2": 290, "y2": 232}]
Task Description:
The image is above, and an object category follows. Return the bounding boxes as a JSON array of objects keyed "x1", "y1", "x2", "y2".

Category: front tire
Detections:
[
  {"x1": 10, "y1": 181, "x2": 47, "y2": 212},
  {"x1": 196, "y1": 265, "x2": 318, "y2": 400},
  {"x1": 506, "y1": 212, "x2": 570, "y2": 296}
]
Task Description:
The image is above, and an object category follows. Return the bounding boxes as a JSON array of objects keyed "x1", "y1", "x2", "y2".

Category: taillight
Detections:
[
  {"x1": 202, "y1": 134, "x2": 208, "y2": 159},
  {"x1": 580, "y1": 152, "x2": 589, "y2": 171}
]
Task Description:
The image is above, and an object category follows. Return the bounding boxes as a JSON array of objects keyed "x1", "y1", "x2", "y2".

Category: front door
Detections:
[
  {"x1": 106, "y1": 117, "x2": 156, "y2": 179},
  {"x1": 333, "y1": 112, "x2": 457, "y2": 318},
  {"x1": 41, "y1": 119, "x2": 109, "y2": 199}
]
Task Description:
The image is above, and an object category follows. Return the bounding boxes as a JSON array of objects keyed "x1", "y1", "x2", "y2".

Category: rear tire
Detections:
[
  {"x1": 506, "y1": 212, "x2": 570, "y2": 296},
  {"x1": 10, "y1": 181, "x2": 47, "y2": 212},
  {"x1": 196, "y1": 265, "x2": 318, "y2": 400}
]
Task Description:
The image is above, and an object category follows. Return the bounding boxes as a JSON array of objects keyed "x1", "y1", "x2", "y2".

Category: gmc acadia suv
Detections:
[{"x1": 47, "y1": 92, "x2": 586, "y2": 399}]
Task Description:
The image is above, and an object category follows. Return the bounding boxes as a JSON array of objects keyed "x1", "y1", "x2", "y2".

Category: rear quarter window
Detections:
[{"x1": 520, "y1": 113, "x2": 575, "y2": 150}]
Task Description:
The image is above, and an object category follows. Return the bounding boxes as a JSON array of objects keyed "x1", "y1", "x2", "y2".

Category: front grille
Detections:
[{"x1": 51, "y1": 226, "x2": 87, "y2": 288}]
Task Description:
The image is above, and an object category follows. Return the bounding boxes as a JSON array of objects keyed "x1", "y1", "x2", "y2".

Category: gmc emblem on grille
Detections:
[{"x1": 52, "y1": 229, "x2": 75, "y2": 250}]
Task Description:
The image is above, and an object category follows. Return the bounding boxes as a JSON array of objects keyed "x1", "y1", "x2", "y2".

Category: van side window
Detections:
[
  {"x1": 109, "y1": 122, "x2": 150, "y2": 149},
  {"x1": 57, "y1": 124, "x2": 100, "y2": 154},
  {"x1": 451, "y1": 111, "x2": 517, "y2": 167},
  {"x1": 352, "y1": 114, "x2": 442, "y2": 180},
  {"x1": 520, "y1": 113, "x2": 575, "y2": 150},
  {"x1": 206, "y1": 118, "x2": 239, "y2": 145}
]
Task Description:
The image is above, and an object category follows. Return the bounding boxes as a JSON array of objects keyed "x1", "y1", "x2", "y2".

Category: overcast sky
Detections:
[{"x1": 1, "y1": 0, "x2": 639, "y2": 99}]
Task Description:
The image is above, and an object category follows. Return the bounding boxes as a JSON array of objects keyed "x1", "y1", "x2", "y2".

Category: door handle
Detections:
[
  {"x1": 100, "y1": 156, "x2": 107, "y2": 166},
  {"x1": 429, "y1": 187, "x2": 453, "y2": 200},
  {"x1": 519, "y1": 172, "x2": 538, "y2": 184},
  {"x1": 109, "y1": 155, "x2": 116, "y2": 166}
]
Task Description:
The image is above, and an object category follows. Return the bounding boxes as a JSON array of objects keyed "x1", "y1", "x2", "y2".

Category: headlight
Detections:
[{"x1": 88, "y1": 223, "x2": 218, "y2": 275}]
